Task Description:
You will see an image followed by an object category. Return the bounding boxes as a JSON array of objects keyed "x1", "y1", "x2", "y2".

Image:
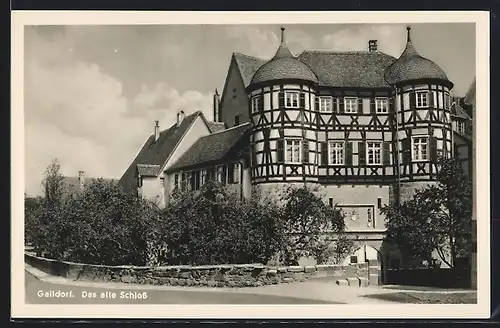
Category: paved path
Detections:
[
  {"x1": 25, "y1": 271, "x2": 337, "y2": 304},
  {"x1": 25, "y1": 263, "x2": 435, "y2": 305}
]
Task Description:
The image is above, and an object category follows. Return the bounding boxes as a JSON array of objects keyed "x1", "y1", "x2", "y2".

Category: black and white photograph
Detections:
[{"x1": 12, "y1": 11, "x2": 490, "y2": 319}]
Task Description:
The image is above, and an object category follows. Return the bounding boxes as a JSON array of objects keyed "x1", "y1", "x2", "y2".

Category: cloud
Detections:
[
  {"x1": 320, "y1": 25, "x2": 407, "y2": 57},
  {"x1": 24, "y1": 27, "x2": 213, "y2": 196}
]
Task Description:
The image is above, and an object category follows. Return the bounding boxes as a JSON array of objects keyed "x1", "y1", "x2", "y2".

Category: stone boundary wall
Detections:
[{"x1": 25, "y1": 253, "x2": 380, "y2": 288}]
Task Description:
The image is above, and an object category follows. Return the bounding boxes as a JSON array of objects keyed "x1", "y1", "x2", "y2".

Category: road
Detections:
[{"x1": 25, "y1": 272, "x2": 338, "y2": 304}]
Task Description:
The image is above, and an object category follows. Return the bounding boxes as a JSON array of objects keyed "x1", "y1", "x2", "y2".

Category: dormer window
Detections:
[
  {"x1": 285, "y1": 91, "x2": 299, "y2": 108},
  {"x1": 375, "y1": 97, "x2": 389, "y2": 113},
  {"x1": 415, "y1": 91, "x2": 428, "y2": 108}
]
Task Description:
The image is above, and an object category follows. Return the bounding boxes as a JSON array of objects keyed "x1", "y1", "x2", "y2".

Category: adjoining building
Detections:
[
  {"x1": 61, "y1": 170, "x2": 116, "y2": 199},
  {"x1": 118, "y1": 26, "x2": 473, "y2": 275}
]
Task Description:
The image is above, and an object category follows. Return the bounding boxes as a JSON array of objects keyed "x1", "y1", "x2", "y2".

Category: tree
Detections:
[
  {"x1": 41, "y1": 159, "x2": 66, "y2": 206},
  {"x1": 278, "y1": 185, "x2": 346, "y2": 265},
  {"x1": 381, "y1": 156, "x2": 473, "y2": 268},
  {"x1": 331, "y1": 233, "x2": 358, "y2": 265}
]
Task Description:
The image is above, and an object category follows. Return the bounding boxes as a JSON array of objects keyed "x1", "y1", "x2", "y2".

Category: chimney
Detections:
[
  {"x1": 368, "y1": 40, "x2": 378, "y2": 52},
  {"x1": 213, "y1": 88, "x2": 221, "y2": 122},
  {"x1": 78, "y1": 171, "x2": 85, "y2": 190},
  {"x1": 176, "y1": 110, "x2": 185, "y2": 127},
  {"x1": 154, "y1": 120, "x2": 160, "y2": 142}
]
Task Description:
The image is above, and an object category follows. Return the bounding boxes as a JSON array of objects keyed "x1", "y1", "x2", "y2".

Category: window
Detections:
[
  {"x1": 200, "y1": 170, "x2": 207, "y2": 186},
  {"x1": 319, "y1": 96, "x2": 333, "y2": 112},
  {"x1": 191, "y1": 171, "x2": 201, "y2": 190},
  {"x1": 350, "y1": 256, "x2": 358, "y2": 264},
  {"x1": 228, "y1": 163, "x2": 240, "y2": 184},
  {"x1": 234, "y1": 115, "x2": 240, "y2": 126},
  {"x1": 285, "y1": 139, "x2": 301, "y2": 163},
  {"x1": 251, "y1": 96, "x2": 260, "y2": 113},
  {"x1": 328, "y1": 198, "x2": 334, "y2": 208},
  {"x1": 457, "y1": 121, "x2": 465, "y2": 133},
  {"x1": 444, "y1": 93, "x2": 451, "y2": 109},
  {"x1": 375, "y1": 97, "x2": 389, "y2": 113},
  {"x1": 390, "y1": 259, "x2": 401, "y2": 269},
  {"x1": 174, "y1": 174, "x2": 179, "y2": 190},
  {"x1": 377, "y1": 197, "x2": 382, "y2": 209},
  {"x1": 285, "y1": 91, "x2": 299, "y2": 108},
  {"x1": 366, "y1": 142, "x2": 382, "y2": 165},
  {"x1": 328, "y1": 141, "x2": 344, "y2": 165},
  {"x1": 412, "y1": 136, "x2": 429, "y2": 161},
  {"x1": 216, "y1": 165, "x2": 224, "y2": 183},
  {"x1": 416, "y1": 91, "x2": 428, "y2": 108},
  {"x1": 344, "y1": 97, "x2": 358, "y2": 113}
]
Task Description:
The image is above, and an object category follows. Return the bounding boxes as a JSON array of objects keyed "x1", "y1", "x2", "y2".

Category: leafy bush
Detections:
[
  {"x1": 26, "y1": 179, "x2": 162, "y2": 266},
  {"x1": 162, "y1": 181, "x2": 282, "y2": 265}
]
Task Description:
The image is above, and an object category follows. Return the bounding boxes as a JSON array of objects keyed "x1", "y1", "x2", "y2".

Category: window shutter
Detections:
[
  {"x1": 302, "y1": 139, "x2": 309, "y2": 163},
  {"x1": 389, "y1": 98, "x2": 394, "y2": 113},
  {"x1": 409, "y1": 91, "x2": 416, "y2": 108},
  {"x1": 333, "y1": 97, "x2": 338, "y2": 113},
  {"x1": 299, "y1": 93, "x2": 305, "y2": 108},
  {"x1": 314, "y1": 96, "x2": 319, "y2": 111},
  {"x1": 345, "y1": 141, "x2": 353, "y2": 166},
  {"x1": 428, "y1": 91, "x2": 434, "y2": 108},
  {"x1": 358, "y1": 142, "x2": 366, "y2": 166},
  {"x1": 339, "y1": 97, "x2": 345, "y2": 113},
  {"x1": 221, "y1": 165, "x2": 227, "y2": 184},
  {"x1": 370, "y1": 98, "x2": 376, "y2": 114},
  {"x1": 278, "y1": 91, "x2": 285, "y2": 108},
  {"x1": 430, "y1": 136, "x2": 438, "y2": 162},
  {"x1": 402, "y1": 138, "x2": 411, "y2": 164},
  {"x1": 277, "y1": 139, "x2": 284, "y2": 163},
  {"x1": 321, "y1": 141, "x2": 328, "y2": 166},
  {"x1": 357, "y1": 98, "x2": 363, "y2": 114},
  {"x1": 190, "y1": 172, "x2": 196, "y2": 190},
  {"x1": 259, "y1": 94, "x2": 264, "y2": 111},
  {"x1": 251, "y1": 144, "x2": 257, "y2": 166},
  {"x1": 383, "y1": 141, "x2": 391, "y2": 165}
]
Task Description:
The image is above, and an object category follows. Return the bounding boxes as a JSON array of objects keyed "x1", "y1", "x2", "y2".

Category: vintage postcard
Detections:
[{"x1": 11, "y1": 10, "x2": 490, "y2": 319}]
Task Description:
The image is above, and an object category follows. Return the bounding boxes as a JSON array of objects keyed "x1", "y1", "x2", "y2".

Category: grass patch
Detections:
[{"x1": 364, "y1": 292, "x2": 477, "y2": 304}]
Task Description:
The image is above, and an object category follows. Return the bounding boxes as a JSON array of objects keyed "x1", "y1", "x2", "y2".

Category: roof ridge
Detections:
[{"x1": 199, "y1": 122, "x2": 250, "y2": 139}]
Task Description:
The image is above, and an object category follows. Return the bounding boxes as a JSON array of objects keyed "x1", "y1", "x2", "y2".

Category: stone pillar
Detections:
[{"x1": 368, "y1": 259, "x2": 381, "y2": 286}]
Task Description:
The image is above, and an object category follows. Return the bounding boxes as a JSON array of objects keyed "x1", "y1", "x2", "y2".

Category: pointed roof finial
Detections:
[
  {"x1": 215, "y1": 88, "x2": 219, "y2": 95},
  {"x1": 280, "y1": 27, "x2": 285, "y2": 43},
  {"x1": 406, "y1": 26, "x2": 411, "y2": 42}
]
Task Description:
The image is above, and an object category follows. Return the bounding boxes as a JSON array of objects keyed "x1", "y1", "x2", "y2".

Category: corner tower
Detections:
[
  {"x1": 246, "y1": 27, "x2": 320, "y2": 189},
  {"x1": 384, "y1": 26, "x2": 454, "y2": 202}
]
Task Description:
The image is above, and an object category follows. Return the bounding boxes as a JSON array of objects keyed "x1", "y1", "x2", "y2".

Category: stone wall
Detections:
[{"x1": 25, "y1": 253, "x2": 379, "y2": 288}]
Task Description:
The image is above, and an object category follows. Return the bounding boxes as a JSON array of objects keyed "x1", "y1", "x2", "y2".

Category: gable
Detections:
[
  {"x1": 220, "y1": 56, "x2": 252, "y2": 127},
  {"x1": 118, "y1": 111, "x2": 205, "y2": 193}
]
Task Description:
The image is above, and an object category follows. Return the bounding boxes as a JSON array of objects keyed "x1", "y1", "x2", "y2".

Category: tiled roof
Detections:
[
  {"x1": 62, "y1": 176, "x2": 117, "y2": 197},
  {"x1": 298, "y1": 51, "x2": 396, "y2": 88},
  {"x1": 118, "y1": 111, "x2": 202, "y2": 193},
  {"x1": 451, "y1": 97, "x2": 472, "y2": 120},
  {"x1": 233, "y1": 53, "x2": 267, "y2": 87},
  {"x1": 167, "y1": 123, "x2": 250, "y2": 171},
  {"x1": 384, "y1": 28, "x2": 452, "y2": 87},
  {"x1": 233, "y1": 51, "x2": 397, "y2": 89},
  {"x1": 207, "y1": 121, "x2": 226, "y2": 133},
  {"x1": 251, "y1": 38, "x2": 318, "y2": 85},
  {"x1": 136, "y1": 164, "x2": 161, "y2": 177}
]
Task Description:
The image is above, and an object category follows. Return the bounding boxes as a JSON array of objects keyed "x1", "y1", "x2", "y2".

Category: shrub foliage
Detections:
[{"x1": 26, "y1": 161, "x2": 356, "y2": 266}]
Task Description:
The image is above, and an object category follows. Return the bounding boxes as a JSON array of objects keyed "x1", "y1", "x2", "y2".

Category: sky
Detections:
[{"x1": 24, "y1": 23, "x2": 475, "y2": 196}]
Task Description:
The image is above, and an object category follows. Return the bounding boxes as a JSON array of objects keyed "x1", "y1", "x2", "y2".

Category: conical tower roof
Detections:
[
  {"x1": 250, "y1": 27, "x2": 318, "y2": 86},
  {"x1": 384, "y1": 26, "x2": 453, "y2": 88}
]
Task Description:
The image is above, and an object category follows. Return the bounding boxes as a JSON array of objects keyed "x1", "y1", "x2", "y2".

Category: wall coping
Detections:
[{"x1": 24, "y1": 252, "x2": 368, "y2": 271}]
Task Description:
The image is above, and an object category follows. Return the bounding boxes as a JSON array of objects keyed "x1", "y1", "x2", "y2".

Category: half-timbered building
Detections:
[{"x1": 122, "y1": 26, "x2": 473, "y2": 274}]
